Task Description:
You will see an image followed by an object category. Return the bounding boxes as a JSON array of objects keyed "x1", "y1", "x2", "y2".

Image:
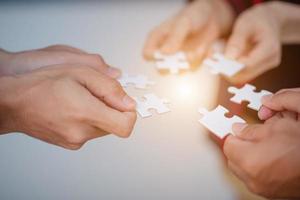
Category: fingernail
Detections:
[
  {"x1": 122, "y1": 95, "x2": 136, "y2": 109},
  {"x1": 258, "y1": 106, "x2": 274, "y2": 121},
  {"x1": 261, "y1": 94, "x2": 273, "y2": 103},
  {"x1": 232, "y1": 123, "x2": 247, "y2": 136},
  {"x1": 258, "y1": 106, "x2": 267, "y2": 120},
  {"x1": 107, "y1": 67, "x2": 121, "y2": 79}
]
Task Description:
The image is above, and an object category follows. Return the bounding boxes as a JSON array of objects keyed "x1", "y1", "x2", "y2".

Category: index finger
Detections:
[
  {"x1": 160, "y1": 16, "x2": 191, "y2": 54},
  {"x1": 258, "y1": 88, "x2": 300, "y2": 120},
  {"x1": 143, "y1": 21, "x2": 172, "y2": 59},
  {"x1": 228, "y1": 40, "x2": 279, "y2": 84},
  {"x1": 239, "y1": 39, "x2": 280, "y2": 70},
  {"x1": 261, "y1": 90, "x2": 300, "y2": 114},
  {"x1": 71, "y1": 67, "x2": 136, "y2": 112}
]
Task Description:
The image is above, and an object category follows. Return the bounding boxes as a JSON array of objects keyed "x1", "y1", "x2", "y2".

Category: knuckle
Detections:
[
  {"x1": 64, "y1": 128, "x2": 87, "y2": 146},
  {"x1": 89, "y1": 54, "x2": 105, "y2": 64}
]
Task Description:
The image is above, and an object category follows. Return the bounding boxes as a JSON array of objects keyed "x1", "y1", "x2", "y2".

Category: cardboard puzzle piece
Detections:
[
  {"x1": 154, "y1": 51, "x2": 190, "y2": 74},
  {"x1": 198, "y1": 105, "x2": 245, "y2": 139},
  {"x1": 203, "y1": 53, "x2": 245, "y2": 77},
  {"x1": 228, "y1": 84, "x2": 272, "y2": 111},
  {"x1": 134, "y1": 93, "x2": 170, "y2": 118},
  {"x1": 118, "y1": 73, "x2": 154, "y2": 89}
]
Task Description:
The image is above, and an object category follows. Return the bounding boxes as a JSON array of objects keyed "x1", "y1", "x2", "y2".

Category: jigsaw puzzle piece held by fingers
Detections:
[
  {"x1": 154, "y1": 51, "x2": 190, "y2": 74},
  {"x1": 134, "y1": 93, "x2": 170, "y2": 118},
  {"x1": 198, "y1": 105, "x2": 246, "y2": 139},
  {"x1": 118, "y1": 73, "x2": 155, "y2": 89},
  {"x1": 228, "y1": 84, "x2": 272, "y2": 111},
  {"x1": 203, "y1": 53, "x2": 245, "y2": 77}
]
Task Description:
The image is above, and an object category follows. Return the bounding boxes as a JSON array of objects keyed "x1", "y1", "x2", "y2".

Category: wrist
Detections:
[
  {"x1": 267, "y1": 1, "x2": 300, "y2": 43},
  {"x1": 0, "y1": 76, "x2": 20, "y2": 134},
  {"x1": 267, "y1": 2, "x2": 288, "y2": 27},
  {"x1": 0, "y1": 50, "x2": 13, "y2": 76}
]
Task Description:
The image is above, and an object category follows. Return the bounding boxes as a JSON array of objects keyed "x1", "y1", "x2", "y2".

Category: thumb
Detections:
[
  {"x1": 261, "y1": 91, "x2": 300, "y2": 114},
  {"x1": 223, "y1": 135, "x2": 253, "y2": 166},
  {"x1": 258, "y1": 106, "x2": 275, "y2": 121},
  {"x1": 225, "y1": 21, "x2": 251, "y2": 60},
  {"x1": 232, "y1": 123, "x2": 266, "y2": 141}
]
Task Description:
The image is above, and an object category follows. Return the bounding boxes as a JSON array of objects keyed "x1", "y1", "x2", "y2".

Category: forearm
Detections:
[{"x1": 270, "y1": 1, "x2": 300, "y2": 44}]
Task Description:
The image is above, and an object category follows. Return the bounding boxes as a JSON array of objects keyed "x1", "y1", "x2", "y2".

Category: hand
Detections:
[
  {"x1": 225, "y1": 2, "x2": 284, "y2": 84},
  {"x1": 0, "y1": 45, "x2": 120, "y2": 78},
  {"x1": 258, "y1": 88, "x2": 300, "y2": 120},
  {"x1": 143, "y1": 0, "x2": 235, "y2": 62},
  {"x1": 0, "y1": 65, "x2": 136, "y2": 150},
  {"x1": 223, "y1": 112, "x2": 300, "y2": 199}
]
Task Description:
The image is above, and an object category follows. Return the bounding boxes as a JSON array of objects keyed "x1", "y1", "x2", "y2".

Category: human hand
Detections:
[
  {"x1": 0, "y1": 65, "x2": 136, "y2": 150},
  {"x1": 225, "y1": 2, "x2": 284, "y2": 84},
  {"x1": 258, "y1": 88, "x2": 300, "y2": 121},
  {"x1": 0, "y1": 45, "x2": 120, "y2": 78},
  {"x1": 143, "y1": 0, "x2": 235, "y2": 62},
  {"x1": 224, "y1": 111, "x2": 300, "y2": 198}
]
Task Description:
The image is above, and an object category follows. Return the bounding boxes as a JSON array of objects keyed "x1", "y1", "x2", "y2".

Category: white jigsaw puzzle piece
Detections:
[
  {"x1": 154, "y1": 51, "x2": 190, "y2": 74},
  {"x1": 134, "y1": 93, "x2": 170, "y2": 118},
  {"x1": 203, "y1": 53, "x2": 245, "y2": 77},
  {"x1": 118, "y1": 73, "x2": 155, "y2": 89},
  {"x1": 198, "y1": 105, "x2": 245, "y2": 139},
  {"x1": 228, "y1": 84, "x2": 272, "y2": 111}
]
